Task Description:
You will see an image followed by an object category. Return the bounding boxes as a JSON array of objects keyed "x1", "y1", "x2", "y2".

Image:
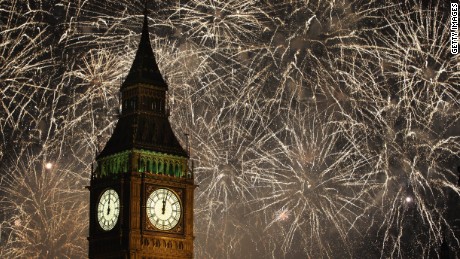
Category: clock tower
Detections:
[{"x1": 88, "y1": 9, "x2": 194, "y2": 259}]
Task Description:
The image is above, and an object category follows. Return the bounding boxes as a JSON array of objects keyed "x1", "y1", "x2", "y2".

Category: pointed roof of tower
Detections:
[
  {"x1": 96, "y1": 8, "x2": 188, "y2": 160},
  {"x1": 122, "y1": 10, "x2": 168, "y2": 89}
]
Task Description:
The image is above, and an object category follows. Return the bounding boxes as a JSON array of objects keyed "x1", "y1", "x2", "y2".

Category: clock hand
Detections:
[
  {"x1": 107, "y1": 192, "x2": 111, "y2": 215},
  {"x1": 162, "y1": 190, "x2": 169, "y2": 214}
]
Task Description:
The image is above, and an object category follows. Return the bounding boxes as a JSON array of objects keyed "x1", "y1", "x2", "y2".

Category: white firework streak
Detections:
[
  {"x1": 174, "y1": 0, "x2": 269, "y2": 48},
  {"x1": 243, "y1": 107, "x2": 370, "y2": 258},
  {"x1": 0, "y1": 148, "x2": 88, "y2": 258},
  {"x1": 359, "y1": 2, "x2": 460, "y2": 257}
]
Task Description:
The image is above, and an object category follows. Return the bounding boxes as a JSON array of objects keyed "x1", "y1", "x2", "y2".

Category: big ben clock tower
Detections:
[{"x1": 88, "y1": 8, "x2": 194, "y2": 259}]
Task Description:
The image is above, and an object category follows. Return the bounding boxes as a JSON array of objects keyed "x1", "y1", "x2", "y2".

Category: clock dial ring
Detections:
[
  {"x1": 97, "y1": 188, "x2": 120, "y2": 231},
  {"x1": 146, "y1": 188, "x2": 182, "y2": 231}
]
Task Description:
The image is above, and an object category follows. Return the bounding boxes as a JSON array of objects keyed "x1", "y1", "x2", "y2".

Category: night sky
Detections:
[{"x1": 1, "y1": 0, "x2": 459, "y2": 258}]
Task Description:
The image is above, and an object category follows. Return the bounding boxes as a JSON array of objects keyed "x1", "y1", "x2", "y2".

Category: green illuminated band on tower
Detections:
[{"x1": 96, "y1": 149, "x2": 189, "y2": 178}]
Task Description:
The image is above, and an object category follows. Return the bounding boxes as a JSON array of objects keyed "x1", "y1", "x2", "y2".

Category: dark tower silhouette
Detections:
[{"x1": 88, "y1": 8, "x2": 195, "y2": 259}]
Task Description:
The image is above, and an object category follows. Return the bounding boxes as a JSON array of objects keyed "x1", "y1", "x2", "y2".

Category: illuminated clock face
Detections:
[
  {"x1": 146, "y1": 188, "x2": 181, "y2": 230},
  {"x1": 97, "y1": 189, "x2": 120, "y2": 231}
]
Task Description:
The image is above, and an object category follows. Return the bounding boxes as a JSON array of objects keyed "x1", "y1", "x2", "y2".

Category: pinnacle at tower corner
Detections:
[{"x1": 88, "y1": 10, "x2": 195, "y2": 259}]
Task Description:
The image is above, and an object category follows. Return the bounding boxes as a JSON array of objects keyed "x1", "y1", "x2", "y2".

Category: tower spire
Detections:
[
  {"x1": 97, "y1": 5, "x2": 187, "y2": 159},
  {"x1": 143, "y1": 0, "x2": 149, "y2": 16},
  {"x1": 142, "y1": 0, "x2": 149, "y2": 34},
  {"x1": 122, "y1": 2, "x2": 167, "y2": 89}
]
